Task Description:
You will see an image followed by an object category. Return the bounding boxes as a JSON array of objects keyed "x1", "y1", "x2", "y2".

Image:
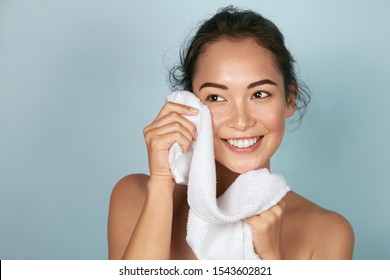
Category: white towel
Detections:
[{"x1": 167, "y1": 90, "x2": 290, "y2": 260}]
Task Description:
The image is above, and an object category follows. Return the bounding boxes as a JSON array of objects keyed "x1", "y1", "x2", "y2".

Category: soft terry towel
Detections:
[{"x1": 167, "y1": 90, "x2": 290, "y2": 260}]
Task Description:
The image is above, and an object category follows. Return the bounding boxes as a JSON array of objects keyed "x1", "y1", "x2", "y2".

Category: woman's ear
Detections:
[{"x1": 285, "y1": 83, "x2": 297, "y2": 118}]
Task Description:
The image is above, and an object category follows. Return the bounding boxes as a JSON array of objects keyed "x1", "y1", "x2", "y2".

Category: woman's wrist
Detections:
[{"x1": 147, "y1": 175, "x2": 176, "y2": 195}]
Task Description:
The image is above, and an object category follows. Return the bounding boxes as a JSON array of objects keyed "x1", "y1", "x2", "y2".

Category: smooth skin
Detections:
[{"x1": 108, "y1": 38, "x2": 354, "y2": 260}]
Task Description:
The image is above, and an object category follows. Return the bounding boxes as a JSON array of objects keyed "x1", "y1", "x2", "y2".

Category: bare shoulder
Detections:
[
  {"x1": 109, "y1": 173, "x2": 149, "y2": 206},
  {"x1": 107, "y1": 173, "x2": 149, "y2": 259},
  {"x1": 285, "y1": 192, "x2": 354, "y2": 259}
]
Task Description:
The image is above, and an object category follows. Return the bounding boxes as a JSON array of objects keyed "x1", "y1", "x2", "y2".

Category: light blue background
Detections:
[{"x1": 1, "y1": 0, "x2": 389, "y2": 259}]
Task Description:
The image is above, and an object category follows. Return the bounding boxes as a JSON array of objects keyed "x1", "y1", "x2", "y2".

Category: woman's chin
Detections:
[
  {"x1": 226, "y1": 163, "x2": 263, "y2": 174},
  {"x1": 216, "y1": 157, "x2": 269, "y2": 174}
]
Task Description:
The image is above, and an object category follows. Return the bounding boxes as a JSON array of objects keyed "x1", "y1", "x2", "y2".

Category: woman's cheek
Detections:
[
  {"x1": 209, "y1": 106, "x2": 226, "y2": 132},
  {"x1": 260, "y1": 104, "x2": 286, "y2": 131}
]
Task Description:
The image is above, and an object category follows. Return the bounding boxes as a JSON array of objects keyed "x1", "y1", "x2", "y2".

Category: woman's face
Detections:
[{"x1": 192, "y1": 38, "x2": 295, "y2": 174}]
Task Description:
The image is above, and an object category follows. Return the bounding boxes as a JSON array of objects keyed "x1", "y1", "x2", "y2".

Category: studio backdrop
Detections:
[{"x1": 0, "y1": 0, "x2": 389, "y2": 259}]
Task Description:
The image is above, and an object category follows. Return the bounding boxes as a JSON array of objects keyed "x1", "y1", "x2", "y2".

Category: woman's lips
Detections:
[{"x1": 223, "y1": 136, "x2": 263, "y2": 153}]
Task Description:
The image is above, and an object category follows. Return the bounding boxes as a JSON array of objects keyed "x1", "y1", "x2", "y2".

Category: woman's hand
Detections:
[
  {"x1": 143, "y1": 102, "x2": 198, "y2": 184},
  {"x1": 245, "y1": 200, "x2": 286, "y2": 260}
]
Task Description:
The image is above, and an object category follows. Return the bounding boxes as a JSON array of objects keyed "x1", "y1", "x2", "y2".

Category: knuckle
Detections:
[
  {"x1": 173, "y1": 131, "x2": 184, "y2": 140},
  {"x1": 143, "y1": 126, "x2": 150, "y2": 136},
  {"x1": 170, "y1": 111, "x2": 181, "y2": 118},
  {"x1": 143, "y1": 131, "x2": 151, "y2": 141},
  {"x1": 247, "y1": 216, "x2": 263, "y2": 228},
  {"x1": 163, "y1": 102, "x2": 174, "y2": 111},
  {"x1": 190, "y1": 123, "x2": 196, "y2": 133},
  {"x1": 172, "y1": 121, "x2": 182, "y2": 130},
  {"x1": 274, "y1": 205, "x2": 284, "y2": 217}
]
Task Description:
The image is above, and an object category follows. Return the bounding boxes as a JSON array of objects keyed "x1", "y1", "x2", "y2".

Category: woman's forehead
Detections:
[{"x1": 194, "y1": 38, "x2": 283, "y2": 83}]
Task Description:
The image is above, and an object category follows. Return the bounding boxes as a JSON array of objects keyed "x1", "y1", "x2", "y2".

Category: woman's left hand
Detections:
[{"x1": 245, "y1": 199, "x2": 286, "y2": 260}]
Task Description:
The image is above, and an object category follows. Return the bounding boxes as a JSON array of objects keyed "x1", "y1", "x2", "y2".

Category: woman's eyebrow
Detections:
[
  {"x1": 199, "y1": 82, "x2": 228, "y2": 91},
  {"x1": 199, "y1": 79, "x2": 277, "y2": 91},
  {"x1": 247, "y1": 79, "x2": 277, "y2": 89}
]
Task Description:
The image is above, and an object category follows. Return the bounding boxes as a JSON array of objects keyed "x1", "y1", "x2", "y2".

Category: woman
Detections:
[{"x1": 107, "y1": 6, "x2": 354, "y2": 260}]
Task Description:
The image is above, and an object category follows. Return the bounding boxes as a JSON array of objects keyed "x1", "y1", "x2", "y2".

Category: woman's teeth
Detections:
[{"x1": 226, "y1": 137, "x2": 260, "y2": 148}]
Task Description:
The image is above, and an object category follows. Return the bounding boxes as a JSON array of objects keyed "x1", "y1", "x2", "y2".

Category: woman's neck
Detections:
[{"x1": 215, "y1": 160, "x2": 271, "y2": 198}]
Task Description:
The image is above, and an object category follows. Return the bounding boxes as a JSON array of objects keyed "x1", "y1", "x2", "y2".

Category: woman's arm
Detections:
[
  {"x1": 107, "y1": 174, "x2": 150, "y2": 259},
  {"x1": 121, "y1": 177, "x2": 175, "y2": 259},
  {"x1": 108, "y1": 102, "x2": 198, "y2": 259}
]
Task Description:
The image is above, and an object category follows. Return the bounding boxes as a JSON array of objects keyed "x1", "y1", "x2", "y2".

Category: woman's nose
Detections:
[{"x1": 226, "y1": 103, "x2": 256, "y2": 131}]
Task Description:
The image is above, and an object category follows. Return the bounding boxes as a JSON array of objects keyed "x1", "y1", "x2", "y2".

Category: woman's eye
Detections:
[
  {"x1": 206, "y1": 94, "x2": 225, "y2": 102},
  {"x1": 252, "y1": 91, "x2": 269, "y2": 99}
]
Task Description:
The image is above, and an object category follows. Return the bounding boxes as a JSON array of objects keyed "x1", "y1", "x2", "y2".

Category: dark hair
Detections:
[{"x1": 169, "y1": 6, "x2": 310, "y2": 124}]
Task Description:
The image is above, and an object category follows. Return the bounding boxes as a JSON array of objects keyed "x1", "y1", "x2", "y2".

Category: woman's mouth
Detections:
[{"x1": 223, "y1": 136, "x2": 263, "y2": 152}]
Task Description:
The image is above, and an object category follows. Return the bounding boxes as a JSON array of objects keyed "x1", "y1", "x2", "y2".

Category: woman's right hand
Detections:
[{"x1": 143, "y1": 102, "x2": 198, "y2": 184}]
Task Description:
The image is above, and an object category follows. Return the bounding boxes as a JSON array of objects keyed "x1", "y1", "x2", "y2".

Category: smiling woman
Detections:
[
  {"x1": 107, "y1": 6, "x2": 354, "y2": 260},
  {"x1": 193, "y1": 38, "x2": 292, "y2": 175}
]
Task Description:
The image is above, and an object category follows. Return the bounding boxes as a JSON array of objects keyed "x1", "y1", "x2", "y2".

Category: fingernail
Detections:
[{"x1": 189, "y1": 107, "x2": 199, "y2": 113}]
